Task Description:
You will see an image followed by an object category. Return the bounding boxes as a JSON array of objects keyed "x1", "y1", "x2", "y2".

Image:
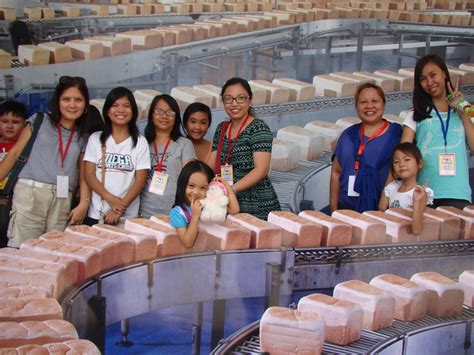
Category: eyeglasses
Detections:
[
  {"x1": 222, "y1": 95, "x2": 249, "y2": 104},
  {"x1": 153, "y1": 109, "x2": 176, "y2": 117}
]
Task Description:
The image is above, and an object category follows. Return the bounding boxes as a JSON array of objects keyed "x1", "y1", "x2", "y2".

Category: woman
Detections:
[
  {"x1": 0, "y1": 76, "x2": 92, "y2": 247},
  {"x1": 84, "y1": 87, "x2": 150, "y2": 225},
  {"x1": 139, "y1": 94, "x2": 195, "y2": 218},
  {"x1": 183, "y1": 102, "x2": 212, "y2": 163},
  {"x1": 401, "y1": 54, "x2": 474, "y2": 209},
  {"x1": 209, "y1": 77, "x2": 280, "y2": 220},
  {"x1": 330, "y1": 83, "x2": 402, "y2": 213}
]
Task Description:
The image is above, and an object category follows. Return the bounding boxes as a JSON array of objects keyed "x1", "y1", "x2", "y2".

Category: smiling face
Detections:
[
  {"x1": 419, "y1": 62, "x2": 448, "y2": 100},
  {"x1": 222, "y1": 83, "x2": 252, "y2": 121},
  {"x1": 392, "y1": 149, "x2": 422, "y2": 180},
  {"x1": 356, "y1": 87, "x2": 385, "y2": 125},
  {"x1": 185, "y1": 171, "x2": 209, "y2": 204},
  {"x1": 108, "y1": 96, "x2": 133, "y2": 127},
  {"x1": 59, "y1": 87, "x2": 86, "y2": 125},
  {"x1": 152, "y1": 99, "x2": 176, "y2": 134},
  {"x1": 185, "y1": 111, "x2": 210, "y2": 142},
  {"x1": 0, "y1": 113, "x2": 25, "y2": 142}
]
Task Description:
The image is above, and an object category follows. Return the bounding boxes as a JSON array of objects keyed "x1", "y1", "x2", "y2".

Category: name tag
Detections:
[
  {"x1": 438, "y1": 153, "x2": 456, "y2": 176},
  {"x1": 149, "y1": 171, "x2": 169, "y2": 195},
  {"x1": 347, "y1": 175, "x2": 360, "y2": 197},
  {"x1": 56, "y1": 175, "x2": 69, "y2": 199},
  {"x1": 220, "y1": 164, "x2": 234, "y2": 186}
]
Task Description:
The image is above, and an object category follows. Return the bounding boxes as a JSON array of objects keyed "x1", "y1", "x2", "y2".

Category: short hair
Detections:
[
  {"x1": 174, "y1": 160, "x2": 214, "y2": 207},
  {"x1": 391, "y1": 142, "x2": 423, "y2": 177},
  {"x1": 0, "y1": 100, "x2": 27, "y2": 120},
  {"x1": 221, "y1": 77, "x2": 256, "y2": 117},
  {"x1": 144, "y1": 94, "x2": 183, "y2": 143},
  {"x1": 183, "y1": 102, "x2": 212, "y2": 134},
  {"x1": 354, "y1": 82, "x2": 386, "y2": 105}
]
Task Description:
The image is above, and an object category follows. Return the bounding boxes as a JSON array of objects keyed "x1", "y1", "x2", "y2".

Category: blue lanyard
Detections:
[{"x1": 433, "y1": 106, "x2": 450, "y2": 148}]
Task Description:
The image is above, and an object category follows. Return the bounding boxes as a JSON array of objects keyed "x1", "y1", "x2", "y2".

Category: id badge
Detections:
[
  {"x1": 438, "y1": 153, "x2": 456, "y2": 176},
  {"x1": 149, "y1": 171, "x2": 169, "y2": 195},
  {"x1": 220, "y1": 164, "x2": 234, "y2": 186},
  {"x1": 347, "y1": 175, "x2": 360, "y2": 197},
  {"x1": 56, "y1": 175, "x2": 69, "y2": 198}
]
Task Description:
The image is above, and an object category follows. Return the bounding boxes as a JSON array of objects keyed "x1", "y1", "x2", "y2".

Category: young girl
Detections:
[
  {"x1": 379, "y1": 143, "x2": 434, "y2": 235},
  {"x1": 183, "y1": 102, "x2": 212, "y2": 163},
  {"x1": 170, "y1": 160, "x2": 239, "y2": 248},
  {"x1": 84, "y1": 87, "x2": 150, "y2": 225},
  {"x1": 401, "y1": 54, "x2": 474, "y2": 209}
]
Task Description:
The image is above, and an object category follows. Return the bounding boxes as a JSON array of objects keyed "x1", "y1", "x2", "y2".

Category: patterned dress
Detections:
[{"x1": 212, "y1": 118, "x2": 280, "y2": 220}]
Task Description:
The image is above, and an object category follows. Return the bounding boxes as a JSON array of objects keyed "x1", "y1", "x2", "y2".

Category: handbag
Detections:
[{"x1": 0, "y1": 112, "x2": 44, "y2": 246}]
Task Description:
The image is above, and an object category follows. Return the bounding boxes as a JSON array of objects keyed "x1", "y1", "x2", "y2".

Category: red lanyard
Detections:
[
  {"x1": 223, "y1": 114, "x2": 250, "y2": 165},
  {"x1": 353, "y1": 121, "x2": 388, "y2": 173},
  {"x1": 154, "y1": 139, "x2": 171, "y2": 173},
  {"x1": 57, "y1": 124, "x2": 75, "y2": 170}
]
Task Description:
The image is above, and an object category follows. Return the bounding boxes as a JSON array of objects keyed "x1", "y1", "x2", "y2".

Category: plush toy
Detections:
[{"x1": 200, "y1": 181, "x2": 229, "y2": 223}]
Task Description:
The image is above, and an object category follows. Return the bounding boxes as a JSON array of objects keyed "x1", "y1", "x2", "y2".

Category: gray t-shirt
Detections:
[
  {"x1": 139, "y1": 137, "x2": 195, "y2": 218},
  {"x1": 19, "y1": 113, "x2": 87, "y2": 191}
]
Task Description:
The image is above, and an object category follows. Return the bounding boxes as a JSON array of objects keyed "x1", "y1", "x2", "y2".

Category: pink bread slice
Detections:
[
  {"x1": 199, "y1": 220, "x2": 251, "y2": 250},
  {"x1": 0, "y1": 299, "x2": 62, "y2": 322},
  {"x1": 39, "y1": 231, "x2": 114, "y2": 273},
  {"x1": 0, "y1": 284, "x2": 50, "y2": 299},
  {"x1": 364, "y1": 211, "x2": 415, "y2": 243},
  {"x1": 410, "y1": 272, "x2": 464, "y2": 317},
  {"x1": 227, "y1": 213, "x2": 282, "y2": 249},
  {"x1": 66, "y1": 225, "x2": 134, "y2": 266},
  {"x1": 299, "y1": 210, "x2": 352, "y2": 246},
  {"x1": 0, "y1": 344, "x2": 47, "y2": 354},
  {"x1": 0, "y1": 320, "x2": 78, "y2": 347},
  {"x1": 332, "y1": 210, "x2": 387, "y2": 245},
  {"x1": 333, "y1": 280, "x2": 395, "y2": 331},
  {"x1": 419, "y1": 207, "x2": 461, "y2": 240},
  {"x1": 150, "y1": 213, "x2": 208, "y2": 253},
  {"x1": 297, "y1": 293, "x2": 363, "y2": 345},
  {"x1": 92, "y1": 224, "x2": 156, "y2": 262},
  {"x1": 370, "y1": 274, "x2": 428, "y2": 321},
  {"x1": 267, "y1": 211, "x2": 322, "y2": 248},
  {"x1": 459, "y1": 270, "x2": 474, "y2": 307},
  {"x1": 385, "y1": 208, "x2": 441, "y2": 241},
  {"x1": 463, "y1": 205, "x2": 474, "y2": 216},
  {"x1": 44, "y1": 339, "x2": 101, "y2": 354},
  {"x1": 124, "y1": 218, "x2": 185, "y2": 257},
  {"x1": 260, "y1": 306, "x2": 324, "y2": 354},
  {"x1": 0, "y1": 248, "x2": 78, "y2": 287},
  {"x1": 0, "y1": 282, "x2": 53, "y2": 300},
  {"x1": 20, "y1": 239, "x2": 100, "y2": 283},
  {"x1": 436, "y1": 206, "x2": 474, "y2": 239}
]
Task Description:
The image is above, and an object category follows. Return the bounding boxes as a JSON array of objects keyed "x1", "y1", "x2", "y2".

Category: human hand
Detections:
[
  {"x1": 104, "y1": 209, "x2": 121, "y2": 225},
  {"x1": 412, "y1": 181, "x2": 428, "y2": 206},
  {"x1": 213, "y1": 176, "x2": 234, "y2": 194},
  {"x1": 67, "y1": 201, "x2": 88, "y2": 225},
  {"x1": 190, "y1": 197, "x2": 204, "y2": 218},
  {"x1": 446, "y1": 77, "x2": 465, "y2": 108},
  {"x1": 106, "y1": 195, "x2": 127, "y2": 214}
]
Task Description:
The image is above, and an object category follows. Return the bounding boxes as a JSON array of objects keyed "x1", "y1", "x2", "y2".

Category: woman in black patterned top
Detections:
[{"x1": 209, "y1": 77, "x2": 280, "y2": 220}]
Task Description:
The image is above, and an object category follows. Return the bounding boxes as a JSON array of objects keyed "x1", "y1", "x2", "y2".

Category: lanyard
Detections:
[
  {"x1": 223, "y1": 114, "x2": 250, "y2": 165},
  {"x1": 154, "y1": 139, "x2": 171, "y2": 173},
  {"x1": 57, "y1": 124, "x2": 75, "y2": 171},
  {"x1": 353, "y1": 121, "x2": 388, "y2": 173},
  {"x1": 433, "y1": 106, "x2": 451, "y2": 149}
]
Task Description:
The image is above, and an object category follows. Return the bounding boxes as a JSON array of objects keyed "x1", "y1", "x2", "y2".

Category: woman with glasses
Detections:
[
  {"x1": 209, "y1": 77, "x2": 280, "y2": 220},
  {"x1": 139, "y1": 94, "x2": 195, "y2": 218},
  {"x1": 0, "y1": 76, "x2": 92, "y2": 247}
]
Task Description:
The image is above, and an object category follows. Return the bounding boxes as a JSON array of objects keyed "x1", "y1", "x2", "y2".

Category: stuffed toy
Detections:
[{"x1": 200, "y1": 181, "x2": 229, "y2": 223}]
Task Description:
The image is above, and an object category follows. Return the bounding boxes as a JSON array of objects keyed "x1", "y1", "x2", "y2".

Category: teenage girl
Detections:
[
  {"x1": 379, "y1": 142, "x2": 434, "y2": 235},
  {"x1": 401, "y1": 54, "x2": 474, "y2": 209},
  {"x1": 183, "y1": 102, "x2": 212, "y2": 163},
  {"x1": 84, "y1": 87, "x2": 150, "y2": 225},
  {"x1": 169, "y1": 160, "x2": 239, "y2": 248}
]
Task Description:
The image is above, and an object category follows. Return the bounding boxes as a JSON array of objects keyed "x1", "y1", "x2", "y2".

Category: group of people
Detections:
[
  {"x1": 0, "y1": 53, "x2": 472, "y2": 249},
  {"x1": 0, "y1": 76, "x2": 281, "y2": 249},
  {"x1": 331, "y1": 54, "x2": 473, "y2": 233}
]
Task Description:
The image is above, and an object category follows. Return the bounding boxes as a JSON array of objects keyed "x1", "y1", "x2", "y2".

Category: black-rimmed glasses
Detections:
[{"x1": 222, "y1": 95, "x2": 249, "y2": 104}]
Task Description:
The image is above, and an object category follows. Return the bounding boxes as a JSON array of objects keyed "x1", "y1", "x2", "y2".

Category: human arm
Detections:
[
  {"x1": 214, "y1": 176, "x2": 239, "y2": 215},
  {"x1": 411, "y1": 182, "x2": 428, "y2": 235},
  {"x1": 120, "y1": 169, "x2": 148, "y2": 209},
  {"x1": 447, "y1": 79, "x2": 474, "y2": 150},
  {"x1": 67, "y1": 153, "x2": 91, "y2": 225},
  {"x1": 378, "y1": 192, "x2": 389, "y2": 211},
  {"x1": 0, "y1": 125, "x2": 32, "y2": 181},
  {"x1": 329, "y1": 156, "x2": 342, "y2": 212},
  {"x1": 233, "y1": 151, "x2": 271, "y2": 193},
  {"x1": 400, "y1": 126, "x2": 415, "y2": 143},
  {"x1": 173, "y1": 199, "x2": 203, "y2": 248}
]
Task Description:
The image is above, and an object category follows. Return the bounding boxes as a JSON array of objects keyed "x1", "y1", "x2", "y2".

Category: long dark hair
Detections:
[
  {"x1": 144, "y1": 94, "x2": 183, "y2": 143},
  {"x1": 100, "y1": 87, "x2": 140, "y2": 147},
  {"x1": 174, "y1": 160, "x2": 214, "y2": 207},
  {"x1": 49, "y1": 76, "x2": 90, "y2": 138},
  {"x1": 413, "y1": 54, "x2": 452, "y2": 122},
  {"x1": 221, "y1": 77, "x2": 256, "y2": 117},
  {"x1": 183, "y1": 102, "x2": 212, "y2": 137}
]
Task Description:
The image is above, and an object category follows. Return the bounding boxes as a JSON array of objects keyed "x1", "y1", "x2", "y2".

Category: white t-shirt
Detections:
[
  {"x1": 384, "y1": 180, "x2": 434, "y2": 209},
  {"x1": 84, "y1": 132, "x2": 151, "y2": 219}
]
